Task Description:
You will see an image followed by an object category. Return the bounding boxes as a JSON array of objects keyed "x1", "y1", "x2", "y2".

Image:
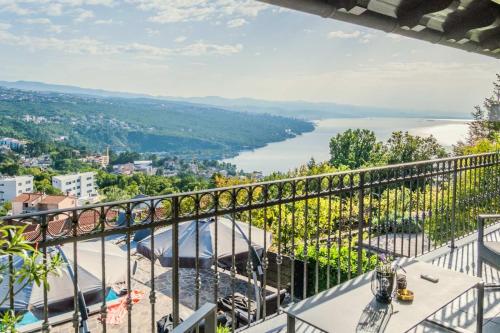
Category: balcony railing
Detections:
[{"x1": 1, "y1": 152, "x2": 499, "y2": 332}]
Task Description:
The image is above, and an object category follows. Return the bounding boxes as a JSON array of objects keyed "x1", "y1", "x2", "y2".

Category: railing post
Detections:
[
  {"x1": 450, "y1": 159, "x2": 458, "y2": 249},
  {"x1": 172, "y1": 196, "x2": 180, "y2": 327},
  {"x1": 357, "y1": 172, "x2": 365, "y2": 275}
]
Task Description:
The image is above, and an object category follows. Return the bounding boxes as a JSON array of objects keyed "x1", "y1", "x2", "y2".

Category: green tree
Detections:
[
  {"x1": 467, "y1": 74, "x2": 500, "y2": 144},
  {"x1": 329, "y1": 129, "x2": 384, "y2": 169},
  {"x1": 0, "y1": 225, "x2": 62, "y2": 332},
  {"x1": 384, "y1": 131, "x2": 447, "y2": 164}
]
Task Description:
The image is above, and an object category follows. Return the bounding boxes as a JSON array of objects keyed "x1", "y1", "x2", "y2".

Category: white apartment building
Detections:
[
  {"x1": 52, "y1": 172, "x2": 98, "y2": 202},
  {"x1": 0, "y1": 175, "x2": 34, "y2": 202},
  {"x1": 0, "y1": 137, "x2": 26, "y2": 150}
]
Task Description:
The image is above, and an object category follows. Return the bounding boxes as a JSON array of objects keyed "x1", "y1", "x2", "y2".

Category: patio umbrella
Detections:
[
  {"x1": 0, "y1": 240, "x2": 127, "y2": 313},
  {"x1": 136, "y1": 217, "x2": 272, "y2": 269}
]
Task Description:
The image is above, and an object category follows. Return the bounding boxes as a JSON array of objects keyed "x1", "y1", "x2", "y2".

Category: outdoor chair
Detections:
[
  {"x1": 217, "y1": 288, "x2": 287, "y2": 327},
  {"x1": 477, "y1": 215, "x2": 500, "y2": 284}
]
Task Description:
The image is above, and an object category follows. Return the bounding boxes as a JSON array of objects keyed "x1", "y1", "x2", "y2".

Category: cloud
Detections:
[
  {"x1": 22, "y1": 18, "x2": 52, "y2": 25},
  {"x1": 45, "y1": 3, "x2": 63, "y2": 16},
  {"x1": 0, "y1": 3, "x2": 31, "y2": 16},
  {"x1": 0, "y1": 22, "x2": 11, "y2": 30},
  {"x1": 74, "y1": 9, "x2": 95, "y2": 23},
  {"x1": 177, "y1": 42, "x2": 243, "y2": 56},
  {"x1": 0, "y1": 29, "x2": 242, "y2": 58},
  {"x1": 47, "y1": 25, "x2": 64, "y2": 34},
  {"x1": 327, "y1": 30, "x2": 361, "y2": 39},
  {"x1": 127, "y1": 0, "x2": 269, "y2": 24},
  {"x1": 227, "y1": 18, "x2": 247, "y2": 28},
  {"x1": 327, "y1": 30, "x2": 374, "y2": 43},
  {"x1": 174, "y1": 36, "x2": 187, "y2": 43},
  {"x1": 145, "y1": 27, "x2": 159, "y2": 36},
  {"x1": 95, "y1": 19, "x2": 115, "y2": 25},
  {"x1": 0, "y1": 0, "x2": 115, "y2": 17}
]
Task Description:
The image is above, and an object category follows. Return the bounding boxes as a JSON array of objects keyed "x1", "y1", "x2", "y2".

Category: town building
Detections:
[
  {"x1": 21, "y1": 154, "x2": 53, "y2": 169},
  {"x1": 12, "y1": 193, "x2": 77, "y2": 215},
  {"x1": 52, "y1": 172, "x2": 99, "y2": 203},
  {"x1": 112, "y1": 163, "x2": 135, "y2": 175},
  {"x1": 133, "y1": 160, "x2": 156, "y2": 175},
  {"x1": 0, "y1": 175, "x2": 34, "y2": 202},
  {"x1": 0, "y1": 137, "x2": 26, "y2": 150},
  {"x1": 80, "y1": 148, "x2": 110, "y2": 168}
]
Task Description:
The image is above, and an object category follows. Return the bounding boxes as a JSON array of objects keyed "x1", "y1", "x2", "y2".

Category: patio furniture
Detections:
[
  {"x1": 477, "y1": 214, "x2": 500, "y2": 282},
  {"x1": 0, "y1": 240, "x2": 127, "y2": 313},
  {"x1": 136, "y1": 217, "x2": 272, "y2": 269},
  {"x1": 285, "y1": 259, "x2": 485, "y2": 333},
  {"x1": 218, "y1": 288, "x2": 287, "y2": 327}
]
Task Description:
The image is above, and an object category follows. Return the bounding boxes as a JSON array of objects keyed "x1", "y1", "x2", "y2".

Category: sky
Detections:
[{"x1": 0, "y1": 0, "x2": 499, "y2": 115}]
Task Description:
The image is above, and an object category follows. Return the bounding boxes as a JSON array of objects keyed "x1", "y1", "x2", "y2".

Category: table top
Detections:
[{"x1": 285, "y1": 259, "x2": 482, "y2": 333}]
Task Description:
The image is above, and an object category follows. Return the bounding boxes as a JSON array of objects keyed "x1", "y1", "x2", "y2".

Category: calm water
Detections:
[{"x1": 223, "y1": 118, "x2": 470, "y2": 174}]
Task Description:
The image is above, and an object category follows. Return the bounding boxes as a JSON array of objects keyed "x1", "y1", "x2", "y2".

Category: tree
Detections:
[
  {"x1": 0, "y1": 225, "x2": 62, "y2": 332},
  {"x1": 384, "y1": 131, "x2": 447, "y2": 164},
  {"x1": 329, "y1": 129, "x2": 384, "y2": 168},
  {"x1": 467, "y1": 74, "x2": 500, "y2": 144}
]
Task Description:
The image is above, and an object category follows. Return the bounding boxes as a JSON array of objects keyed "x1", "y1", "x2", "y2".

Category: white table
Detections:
[{"x1": 285, "y1": 259, "x2": 484, "y2": 333}]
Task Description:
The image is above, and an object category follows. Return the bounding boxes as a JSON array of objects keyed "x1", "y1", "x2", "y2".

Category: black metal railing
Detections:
[{"x1": 1, "y1": 152, "x2": 499, "y2": 333}]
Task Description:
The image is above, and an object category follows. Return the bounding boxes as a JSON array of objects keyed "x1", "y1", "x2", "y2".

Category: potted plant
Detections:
[{"x1": 371, "y1": 254, "x2": 395, "y2": 304}]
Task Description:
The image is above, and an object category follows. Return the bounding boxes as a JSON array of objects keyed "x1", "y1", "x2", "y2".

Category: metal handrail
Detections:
[
  {"x1": 172, "y1": 303, "x2": 217, "y2": 333},
  {"x1": 2, "y1": 152, "x2": 496, "y2": 221},
  {"x1": 1, "y1": 151, "x2": 499, "y2": 333}
]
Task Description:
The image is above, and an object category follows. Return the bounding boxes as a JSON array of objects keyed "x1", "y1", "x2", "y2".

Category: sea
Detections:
[{"x1": 222, "y1": 118, "x2": 470, "y2": 175}]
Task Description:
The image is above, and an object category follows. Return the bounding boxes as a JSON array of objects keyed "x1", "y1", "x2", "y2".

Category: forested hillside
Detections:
[{"x1": 0, "y1": 87, "x2": 313, "y2": 158}]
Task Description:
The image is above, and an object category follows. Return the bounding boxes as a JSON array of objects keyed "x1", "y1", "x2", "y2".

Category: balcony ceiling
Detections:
[{"x1": 258, "y1": 0, "x2": 500, "y2": 59}]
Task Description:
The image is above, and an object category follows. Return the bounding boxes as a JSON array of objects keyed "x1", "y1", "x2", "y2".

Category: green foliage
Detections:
[
  {"x1": 295, "y1": 243, "x2": 377, "y2": 297},
  {"x1": 217, "y1": 325, "x2": 231, "y2": 333},
  {"x1": 467, "y1": 74, "x2": 500, "y2": 144},
  {"x1": 0, "y1": 202, "x2": 11, "y2": 217},
  {"x1": 0, "y1": 224, "x2": 62, "y2": 332},
  {"x1": 384, "y1": 131, "x2": 448, "y2": 164},
  {"x1": 0, "y1": 87, "x2": 313, "y2": 159},
  {"x1": 329, "y1": 129, "x2": 384, "y2": 168}
]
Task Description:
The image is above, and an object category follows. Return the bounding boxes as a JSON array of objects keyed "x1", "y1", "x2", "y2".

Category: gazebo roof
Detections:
[{"x1": 260, "y1": 0, "x2": 500, "y2": 59}]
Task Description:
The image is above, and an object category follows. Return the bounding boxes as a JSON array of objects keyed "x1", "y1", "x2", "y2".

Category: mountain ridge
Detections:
[{"x1": 0, "y1": 80, "x2": 463, "y2": 120}]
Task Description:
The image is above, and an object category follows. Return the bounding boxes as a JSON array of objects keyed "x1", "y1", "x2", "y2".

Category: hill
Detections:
[
  {"x1": 0, "y1": 87, "x2": 313, "y2": 159},
  {"x1": 0, "y1": 81, "x2": 462, "y2": 120}
]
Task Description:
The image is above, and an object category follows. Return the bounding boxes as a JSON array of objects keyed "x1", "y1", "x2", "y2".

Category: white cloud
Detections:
[
  {"x1": 0, "y1": 29, "x2": 242, "y2": 58},
  {"x1": 327, "y1": 30, "x2": 361, "y2": 39},
  {"x1": 74, "y1": 9, "x2": 95, "y2": 23},
  {"x1": 174, "y1": 36, "x2": 187, "y2": 43},
  {"x1": 327, "y1": 30, "x2": 374, "y2": 43},
  {"x1": 22, "y1": 18, "x2": 52, "y2": 25},
  {"x1": 47, "y1": 25, "x2": 63, "y2": 34},
  {"x1": 145, "y1": 27, "x2": 159, "y2": 36},
  {"x1": 95, "y1": 19, "x2": 114, "y2": 25},
  {"x1": 127, "y1": 0, "x2": 269, "y2": 24},
  {"x1": 0, "y1": 1, "x2": 115, "y2": 17},
  {"x1": 0, "y1": 3, "x2": 31, "y2": 16},
  {"x1": 0, "y1": 22, "x2": 11, "y2": 30},
  {"x1": 227, "y1": 18, "x2": 247, "y2": 28},
  {"x1": 45, "y1": 3, "x2": 63, "y2": 16},
  {"x1": 177, "y1": 42, "x2": 243, "y2": 56}
]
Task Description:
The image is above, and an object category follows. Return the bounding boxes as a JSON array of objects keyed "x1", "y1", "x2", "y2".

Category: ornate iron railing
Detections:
[{"x1": 1, "y1": 152, "x2": 499, "y2": 332}]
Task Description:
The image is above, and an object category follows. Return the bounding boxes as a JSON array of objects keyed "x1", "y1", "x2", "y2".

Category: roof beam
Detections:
[{"x1": 259, "y1": 0, "x2": 500, "y2": 59}]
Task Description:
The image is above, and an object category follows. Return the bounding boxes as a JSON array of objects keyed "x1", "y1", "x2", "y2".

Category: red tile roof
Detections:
[
  {"x1": 39, "y1": 195, "x2": 75, "y2": 205},
  {"x1": 12, "y1": 193, "x2": 44, "y2": 203}
]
